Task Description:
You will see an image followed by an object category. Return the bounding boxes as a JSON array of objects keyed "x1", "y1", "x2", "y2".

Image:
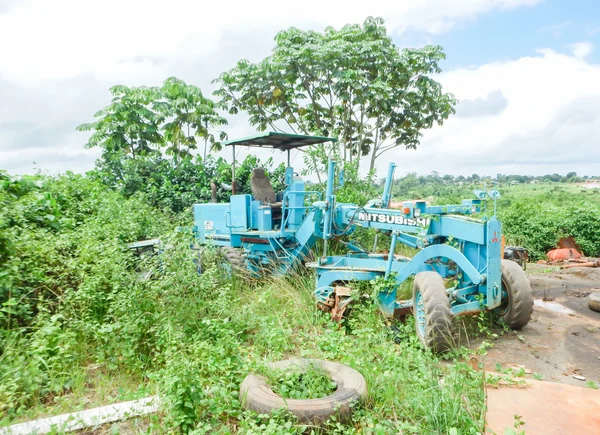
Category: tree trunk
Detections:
[
  {"x1": 369, "y1": 145, "x2": 378, "y2": 173},
  {"x1": 369, "y1": 127, "x2": 380, "y2": 174}
]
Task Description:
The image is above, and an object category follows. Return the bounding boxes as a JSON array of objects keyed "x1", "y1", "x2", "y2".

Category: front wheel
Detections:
[
  {"x1": 412, "y1": 272, "x2": 454, "y2": 353},
  {"x1": 498, "y1": 259, "x2": 534, "y2": 329}
]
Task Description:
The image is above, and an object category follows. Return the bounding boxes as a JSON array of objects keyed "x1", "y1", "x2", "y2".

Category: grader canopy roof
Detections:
[{"x1": 223, "y1": 132, "x2": 337, "y2": 151}]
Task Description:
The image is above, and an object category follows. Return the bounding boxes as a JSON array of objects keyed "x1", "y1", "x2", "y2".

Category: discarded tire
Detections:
[
  {"x1": 589, "y1": 292, "x2": 600, "y2": 313},
  {"x1": 239, "y1": 358, "x2": 367, "y2": 425},
  {"x1": 412, "y1": 271, "x2": 454, "y2": 353},
  {"x1": 499, "y1": 259, "x2": 534, "y2": 329}
]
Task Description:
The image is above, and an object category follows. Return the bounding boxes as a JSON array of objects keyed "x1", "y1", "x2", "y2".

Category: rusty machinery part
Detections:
[
  {"x1": 589, "y1": 292, "x2": 600, "y2": 313},
  {"x1": 562, "y1": 261, "x2": 600, "y2": 269},
  {"x1": 239, "y1": 358, "x2": 367, "y2": 425},
  {"x1": 317, "y1": 286, "x2": 353, "y2": 323},
  {"x1": 503, "y1": 246, "x2": 529, "y2": 269},
  {"x1": 497, "y1": 259, "x2": 534, "y2": 329}
]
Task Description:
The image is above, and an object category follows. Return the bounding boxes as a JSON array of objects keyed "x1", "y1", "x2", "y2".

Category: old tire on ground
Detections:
[
  {"x1": 499, "y1": 259, "x2": 534, "y2": 329},
  {"x1": 239, "y1": 358, "x2": 367, "y2": 425},
  {"x1": 412, "y1": 271, "x2": 454, "y2": 353},
  {"x1": 589, "y1": 292, "x2": 600, "y2": 313}
]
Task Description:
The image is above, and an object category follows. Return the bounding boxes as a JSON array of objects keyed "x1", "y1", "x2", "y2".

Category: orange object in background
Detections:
[{"x1": 547, "y1": 248, "x2": 582, "y2": 261}]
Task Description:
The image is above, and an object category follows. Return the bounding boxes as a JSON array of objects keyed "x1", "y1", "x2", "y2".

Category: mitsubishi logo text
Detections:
[{"x1": 356, "y1": 212, "x2": 430, "y2": 227}]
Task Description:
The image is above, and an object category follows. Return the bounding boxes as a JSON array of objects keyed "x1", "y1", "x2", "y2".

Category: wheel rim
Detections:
[
  {"x1": 496, "y1": 277, "x2": 510, "y2": 316},
  {"x1": 415, "y1": 290, "x2": 426, "y2": 336}
]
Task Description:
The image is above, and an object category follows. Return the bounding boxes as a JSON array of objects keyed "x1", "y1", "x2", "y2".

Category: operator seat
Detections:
[{"x1": 250, "y1": 168, "x2": 282, "y2": 218}]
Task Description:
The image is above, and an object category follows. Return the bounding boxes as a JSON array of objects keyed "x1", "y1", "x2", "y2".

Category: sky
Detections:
[{"x1": 0, "y1": 0, "x2": 599, "y2": 179}]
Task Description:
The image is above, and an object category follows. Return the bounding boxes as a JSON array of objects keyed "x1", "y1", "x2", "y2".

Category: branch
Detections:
[{"x1": 375, "y1": 143, "x2": 400, "y2": 158}]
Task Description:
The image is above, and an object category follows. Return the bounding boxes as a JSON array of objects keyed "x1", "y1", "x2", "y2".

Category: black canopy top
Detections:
[{"x1": 223, "y1": 132, "x2": 337, "y2": 151}]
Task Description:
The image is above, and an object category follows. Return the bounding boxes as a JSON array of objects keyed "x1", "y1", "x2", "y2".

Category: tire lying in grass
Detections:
[
  {"x1": 589, "y1": 292, "x2": 600, "y2": 313},
  {"x1": 412, "y1": 271, "x2": 454, "y2": 353},
  {"x1": 239, "y1": 358, "x2": 367, "y2": 425},
  {"x1": 498, "y1": 259, "x2": 534, "y2": 329}
]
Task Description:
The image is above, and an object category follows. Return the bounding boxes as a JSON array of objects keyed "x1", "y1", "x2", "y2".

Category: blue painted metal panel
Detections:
[
  {"x1": 256, "y1": 207, "x2": 272, "y2": 231},
  {"x1": 429, "y1": 215, "x2": 485, "y2": 245},
  {"x1": 230, "y1": 195, "x2": 250, "y2": 230},
  {"x1": 286, "y1": 180, "x2": 306, "y2": 230},
  {"x1": 250, "y1": 200, "x2": 260, "y2": 230},
  {"x1": 486, "y1": 218, "x2": 503, "y2": 309},
  {"x1": 193, "y1": 203, "x2": 229, "y2": 242}
]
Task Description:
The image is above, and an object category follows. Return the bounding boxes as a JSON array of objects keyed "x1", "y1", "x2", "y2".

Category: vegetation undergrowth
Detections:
[
  {"x1": 4, "y1": 167, "x2": 591, "y2": 434},
  {"x1": 1, "y1": 189, "x2": 489, "y2": 433},
  {"x1": 265, "y1": 364, "x2": 337, "y2": 400}
]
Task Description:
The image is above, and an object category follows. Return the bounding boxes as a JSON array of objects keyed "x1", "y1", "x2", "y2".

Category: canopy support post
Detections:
[{"x1": 232, "y1": 145, "x2": 236, "y2": 195}]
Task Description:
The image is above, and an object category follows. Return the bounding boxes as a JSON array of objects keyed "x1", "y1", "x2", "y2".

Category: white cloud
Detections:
[
  {"x1": 5, "y1": 0, "x2": 595, "y2": 180},
  {"x1": 569, "y1": 41, "x2": 594, "y2": 59},
  {"x1": 383, "y1": 44, "x2": 600, "y2": 178},
  {"x1": 0, "y1": 0, "x2": 540, "y2": 84}
]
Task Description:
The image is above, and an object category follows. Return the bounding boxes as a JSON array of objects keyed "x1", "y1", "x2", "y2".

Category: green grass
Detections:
[
  {"x1": 150, "y1": 268, "x2": 488, "y2": 434},
  {"x1": 1, "y1": 247, "x2": 489, "y2": 434}
]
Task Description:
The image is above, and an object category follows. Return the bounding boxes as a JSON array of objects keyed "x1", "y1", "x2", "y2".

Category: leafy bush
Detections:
[
  {"x1": 499, "y1": 200, "x2": 600, "y2": 259},
  {"x1": 0, "y1": 172, "x2": 172, "y2": 417},
  {"x1": 91, "y1": 153, "x2": 286, "y2": 213},
  {"x1": 265, "y1": 364, "x2": 337, "y2": 400}
]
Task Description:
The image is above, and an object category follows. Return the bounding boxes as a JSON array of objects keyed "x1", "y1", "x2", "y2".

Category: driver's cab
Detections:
[
  {"x1": 193, "y1": 132, "x2": 336, "y2": 242},
  {"x1": 226, "y1": 132, "x2": 335, "y2": 233}
]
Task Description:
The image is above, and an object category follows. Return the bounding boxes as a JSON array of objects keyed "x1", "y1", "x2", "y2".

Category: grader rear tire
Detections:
[
  {"x1": 412, "y1": 272, "x2": 453, "y2": 353},
  {"x1": 499, "y1": 259, "x2": 534, "y2": 329}
]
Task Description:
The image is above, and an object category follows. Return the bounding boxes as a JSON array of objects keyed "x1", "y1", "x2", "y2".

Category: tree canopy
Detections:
[
  {"x1": 214, "y1": 17, "x2": 456, "y2": 177},
  {"x1": 77, "y1": 77, "x2": 228, "y2": 168}
]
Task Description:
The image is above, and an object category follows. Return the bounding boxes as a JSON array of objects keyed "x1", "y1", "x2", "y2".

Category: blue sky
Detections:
[
  {"x1": 398, "y1": 0, "x2": 600, "y2": 66},
  {"x1": 0, "y1": 0, "x2": 599, "y2": 177}
]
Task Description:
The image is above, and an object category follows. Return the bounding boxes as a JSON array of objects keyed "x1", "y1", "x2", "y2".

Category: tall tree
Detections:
[
  {"x1": 77, "y1": 85, "x2": 163, "y2": 163},
  {"x1": 214, "y1": 17, "x2": 456, "y2": 178},
  {"x1": 78, "y1": 78, "x2": 228, "y2": 178},
  {"x1": 159, "y1": 77, "x2": 228, "y2": 162}
]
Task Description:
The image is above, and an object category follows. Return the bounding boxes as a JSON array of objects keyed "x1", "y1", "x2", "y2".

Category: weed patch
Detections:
[{"x1": 264, "y1": 364, "x2": 337, "y2": 400}]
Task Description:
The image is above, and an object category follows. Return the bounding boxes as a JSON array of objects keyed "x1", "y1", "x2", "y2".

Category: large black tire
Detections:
[
  {"x1": 219, "y1": 247, "x2": 246, "y2": 274},
  {"x1": 499, "y1": 259, "x2": 534, "y2": 329},
  {"x1": 588, "y1": 292, "x2": 600, "y2": 313},
  {"x1": 412, "y1": 272, "x2": 453, "y2": 353},
  {"x1": 239, "y1": 358, "x2": 367, "y2": 425}
]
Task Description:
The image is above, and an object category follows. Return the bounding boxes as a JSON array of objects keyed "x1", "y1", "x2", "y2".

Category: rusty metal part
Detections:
[
  {"x1": 561, "y1": 261, "x2": 600, "y2": 269},
  {"x1": 504, "y1": 245, "x2": 529, "y2": 269},
  {"x1": 316, "y1": 296, "x2": 335, "y2": 312},
  {"x1": 316, "y1": 286, "x2": 352, "y2": 324},
  {"x1": 331, "y1": 286, "x2": 352, "y2": 323},
  {"x1": 558, "y1": 236, "x2": 582, "y2": 253},
  {"x1": 393, "y1": 306, "x2": 413, "y2": 323}
]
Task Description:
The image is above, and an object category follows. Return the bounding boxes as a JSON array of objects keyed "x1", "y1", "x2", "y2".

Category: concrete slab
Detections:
[
  {"x1": 486, "y1": 378, "x2": 600, "y2": 434},
  {"x1": 0, "y1": 396, "x2": 159, "y2": 435}
]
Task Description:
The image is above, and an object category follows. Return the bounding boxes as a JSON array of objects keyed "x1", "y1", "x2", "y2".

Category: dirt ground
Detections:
[{"x1": 483, "y1": 263, "x2": 600, "y2": 387}]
